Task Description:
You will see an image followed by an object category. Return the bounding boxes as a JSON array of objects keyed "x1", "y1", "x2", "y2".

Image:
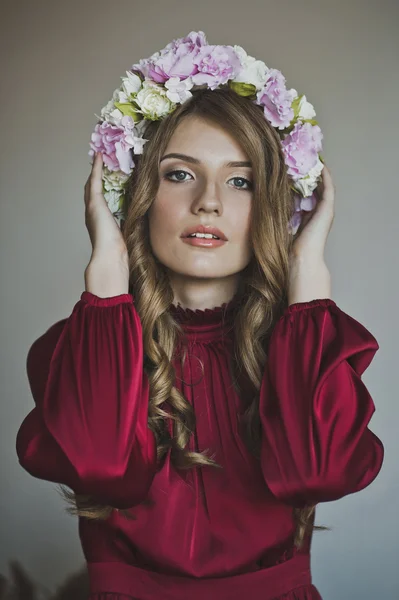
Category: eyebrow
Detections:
[{"x1": 160, "y1": 153, "x2": 252, "y2": 168}]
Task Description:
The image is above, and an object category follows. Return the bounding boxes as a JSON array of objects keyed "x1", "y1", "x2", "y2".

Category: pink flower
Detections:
[
  {"x1": 149, "y1": 45, "x2": 200, "y2": 82},
  {"x1": 288, "y1": 192, "x2": 318, "y2": 235},
  {"x1": 288, "y1": 210, "x2": 302, "y2": 235},
  {"x1": 89, "y1": 121, "x2": 134, "y2": 174},
  {"x1": 191, "y1": 45, "x2": 241, "y2": 90},
  {"x1": 256, "y1": 69, "x2": 296, "y2": 130},
  {"x1": 299, "y1": 192, "x2": 317, "y2": 211},
  {"x1": 281, "y1": 121, "x2": 323, "y2": 180},
  {"x1": 162, "y1": 30, "x2": 207, "y2": 54},
  {"x1": 131, "y1": 56, "x2": 153, "y2": 79},
  {"x1": 142, "y1": 31, "x2": 207, "y2": 83}
]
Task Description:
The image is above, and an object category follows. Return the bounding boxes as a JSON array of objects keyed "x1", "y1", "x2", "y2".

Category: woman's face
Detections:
[{"x1": 148, "y1": 115, "x2": 254, "y2": 307}]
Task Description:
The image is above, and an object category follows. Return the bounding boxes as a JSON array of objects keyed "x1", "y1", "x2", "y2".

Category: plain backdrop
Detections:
[{"x1": 1, "y1": 1, "x2": 397, "y2": 598}]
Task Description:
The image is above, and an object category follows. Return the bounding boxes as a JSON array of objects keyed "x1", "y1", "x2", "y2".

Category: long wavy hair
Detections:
[{"x1": 59, "y1": 86, "x2": 331, "y2": 550}]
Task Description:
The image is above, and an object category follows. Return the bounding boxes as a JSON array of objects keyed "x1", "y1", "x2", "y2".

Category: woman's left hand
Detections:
[
  {"x1": 287, "y1": 164, "x2": 335, "y2": 305},
  {"x1": 291, "y1": 164, "x2": 335, "y2": 262}
]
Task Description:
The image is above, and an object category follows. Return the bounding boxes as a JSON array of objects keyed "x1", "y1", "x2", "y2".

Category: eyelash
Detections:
[{"x1": 163, "y1": 169, "x2": 253, "y2": 191}]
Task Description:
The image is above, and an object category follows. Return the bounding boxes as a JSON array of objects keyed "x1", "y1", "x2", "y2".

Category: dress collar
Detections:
[{"x1": 168, "y1": 292, "x2": 242, "y2": 343}]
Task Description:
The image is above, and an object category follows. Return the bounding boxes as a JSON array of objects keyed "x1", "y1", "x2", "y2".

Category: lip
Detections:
[
  {"x1": 181, "y1": 236, "x2": 226, "y2": 248},
  {"x1": 180, "y1": 224, "x2": 228, "y2": 241}
]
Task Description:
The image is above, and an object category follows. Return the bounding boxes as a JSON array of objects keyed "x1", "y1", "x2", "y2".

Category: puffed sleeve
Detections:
[
  {"x1": 16, "y1": 291, "x2": 157, "y2": 509},
  {"x1": 259, "y1": 298, "x2": 384, "y2": 508}
]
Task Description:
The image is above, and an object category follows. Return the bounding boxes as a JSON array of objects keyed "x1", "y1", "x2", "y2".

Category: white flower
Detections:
[
  {"x1": 164, "y1": 76, "x2": 194, "y2": 103},
  {"x1": 121, "y1": 116, "x2": 149, "y2": 154},
  {"x1": 103, "y1": 167, "x2": 129, "y2": 192},
  {"x1": 135, "y1": 80, "x2": 175, "y2": 120},
  {"x1": 100, "y1": 90, "x2": 124, "y2": 126},
  {"x1": 293, "y1": 158, "x2": 324, "y2": 196},
  {"x1": 134, "y1": 118, "x2": 150, "y2": 137},
  {"x1": 121, "y1": 70, "x2": 142, "y2": 98},
  {"x1": 290, "y1": 91, "x2": 316, "y2": 121},
  {"x1": 116, "y1": 90, "x2": 129, "y2": 103},
  {"x1": 104, "y1": 189, "x2": 124, "y2": 214},
  {"x1": 297, "y1": 94, "x2": 316, "y2": 120},
  {"x1": 124, "y1": 131, "x2": 148, "y2": 154},
  {"x1": 99, "y1": 73, "x2": 142, "y2": 126},
  {"x1": 232, "y1": 45, "x2": 269, "y2": 91}
]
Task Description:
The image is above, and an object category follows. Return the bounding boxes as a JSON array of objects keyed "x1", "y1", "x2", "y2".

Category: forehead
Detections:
[{"x1": 164, "y1": 116, "x2": 249, "y2": 162}]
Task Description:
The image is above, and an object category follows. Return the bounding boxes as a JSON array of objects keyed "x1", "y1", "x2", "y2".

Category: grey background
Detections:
[{"x1": 1, "y1": 0, "x2": 397, "y2": 598}]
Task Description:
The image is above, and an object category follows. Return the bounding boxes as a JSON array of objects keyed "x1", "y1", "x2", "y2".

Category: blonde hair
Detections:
[{"x1": 59, "y1": 87, "x2": 330, "y2": 550}]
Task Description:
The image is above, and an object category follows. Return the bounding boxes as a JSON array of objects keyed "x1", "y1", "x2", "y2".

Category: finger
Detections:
[
  {"x1": 84, "y1": 174, "x2": 91, "y2": 204},
  {"x1": 90, "y1": 151, "x2": 102, "y2": 174},
  {"x1": 90, "y1": 152, "x2": 104, "y2": 196},
  {"x1": 314, "y1": 165, "x2": 326, "y2": 198},
  {"x1": 321, "y1": 167, "x2": 335, "y2": 214},
  {"x1": 321, "y1": 165, "x2": 335, "y2": 194}
]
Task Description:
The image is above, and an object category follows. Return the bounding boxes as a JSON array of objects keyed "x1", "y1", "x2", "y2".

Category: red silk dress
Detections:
[{"x1": 16, "y1": 291, "x2": 384, "y2": 599}]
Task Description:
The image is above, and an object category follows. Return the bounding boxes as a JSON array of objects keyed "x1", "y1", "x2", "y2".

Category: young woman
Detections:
[{"x1": 16, "y1": 34, "x2": 384, "y2": 600}]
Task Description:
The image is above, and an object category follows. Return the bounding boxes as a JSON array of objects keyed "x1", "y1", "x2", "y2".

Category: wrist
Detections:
[
  {"x1": 85, "y1": 255, "x2": 130, "y2": 297},
  {"x1": 288, "y1": 257, "x2": 331, "y2": 306},
  {"x1": 90, "y1": 247, "x2": 129, "y2": 266}
]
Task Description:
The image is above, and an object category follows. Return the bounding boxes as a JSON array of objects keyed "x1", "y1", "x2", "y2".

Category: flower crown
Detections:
[{"x1": 89, "y1": 31, "x2": 324, "y2": 235}]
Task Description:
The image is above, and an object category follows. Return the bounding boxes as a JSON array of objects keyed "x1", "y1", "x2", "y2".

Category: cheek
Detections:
[
  {"x1": 232, "y1": 204, "x2": 252, "y2": 241},
  {"x1": 148, "y1": 194, "x2": 182, "y2": 242},
  {"x1": 149, "y1": 195, "x2": 169, "y2": 234}
]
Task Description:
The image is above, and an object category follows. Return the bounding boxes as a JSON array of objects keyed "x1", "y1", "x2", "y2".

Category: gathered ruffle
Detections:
[{"x1": 87, "y1": 582, "x2": 323, "y2": 600}]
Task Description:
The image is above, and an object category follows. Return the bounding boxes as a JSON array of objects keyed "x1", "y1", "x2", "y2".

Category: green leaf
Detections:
[
  {"x1": 302, "y1": 118, "x2": 319, "y2": 126},
  {"x1": 291, "y1": 94, "x2": 303, "y2": 120},
  {"x1": 228, "y1": 81, "x2": 257, "y2": 98},
  {"x1": 114, "y1": 102, "x2": 141, "y2": 121}
]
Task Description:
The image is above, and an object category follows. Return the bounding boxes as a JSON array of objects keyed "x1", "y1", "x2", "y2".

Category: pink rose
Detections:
[
  {"x1": 162, "y1": 30, "x2": 207, "y2": 54},
  {"x1": 143, "y1": 31, "x2": 207, "y2": 83},
  {"x1": 281, "y1": 121, "x2": 323, "y2": 180},
  {"x1": 148, "y1": 44, "x2": 200, "y2": 83},
  {"x1": 131, "y1": 57, "x2": 152, "y2": 79},
  {"x1": 89, "y1": 121, "x2": 134, "y2": 174},
  {"x1": 256, "y1": 69, "x2": 296, "y2": 130},
  {"x1": 191, "y1": 45, "x2": 241, "y2": 90}
]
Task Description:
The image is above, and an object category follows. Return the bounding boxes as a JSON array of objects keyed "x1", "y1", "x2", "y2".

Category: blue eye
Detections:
[
  {"x1": 164, "y1": 170, "x2": 191, "y2": 182},
  {"x1": 164, "y1": 170, "x2": 253, "y2": 191},
  {"x1": 230, "y1": 177, "x2": 253, "y2": 191}
]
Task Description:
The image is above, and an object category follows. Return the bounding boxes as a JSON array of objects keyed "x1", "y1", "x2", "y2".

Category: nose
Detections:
[{"x1": 192, "y1": 181, "x2": 223, "y2": 214}]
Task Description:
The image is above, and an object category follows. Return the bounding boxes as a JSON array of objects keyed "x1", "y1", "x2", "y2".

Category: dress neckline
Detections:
[{"x1": 168, "y1": 292, "x2": 242, "y2": 343}]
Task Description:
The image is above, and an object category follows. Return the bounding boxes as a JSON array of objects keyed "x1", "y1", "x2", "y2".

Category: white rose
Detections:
[
  {"x1": 293, "y1": 158, "x2": 324, "y2": 196},
  {"x1": 103, "y1": 167, "x2": 129, "y2": 192},
  {"x1": 135, "y1": 81, "x2": 175, "y2": 120},
  {"x1": 232, "y1": 45, "x2": 269, "y2": 91}
]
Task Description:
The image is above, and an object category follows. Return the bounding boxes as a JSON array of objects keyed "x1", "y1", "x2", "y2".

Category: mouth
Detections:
[
  {"x1": 181, "y1": 235, "x2": 227, "y2": 248},
  {"x1": 180, "y1": 225, "x2": 228, "y2": 241}
]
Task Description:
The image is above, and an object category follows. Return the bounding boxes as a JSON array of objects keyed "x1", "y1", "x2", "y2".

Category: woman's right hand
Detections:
[{"x1": 84, "y1": 152, "x2": 128, "y2": 262}]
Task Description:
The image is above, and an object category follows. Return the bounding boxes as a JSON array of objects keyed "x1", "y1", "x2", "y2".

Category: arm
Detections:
[
  {"x1": 16, "y1": 291, "x2": 157, "y2": 509},
  {"x1": 259, "y1": 298, "x2": 384, "y2": 507}
]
